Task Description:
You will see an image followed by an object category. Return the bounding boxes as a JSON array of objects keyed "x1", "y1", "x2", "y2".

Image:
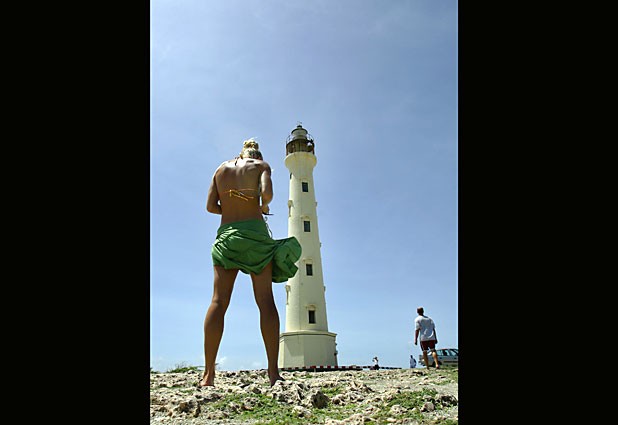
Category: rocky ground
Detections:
[{"x1": 150, "y1": 367, "x2": 458, "y2": 424}]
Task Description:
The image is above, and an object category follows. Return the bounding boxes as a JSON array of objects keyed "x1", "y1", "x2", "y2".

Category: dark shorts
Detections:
[{"x1": 420, "y1": 339, "x2": 437, "y2": 351}]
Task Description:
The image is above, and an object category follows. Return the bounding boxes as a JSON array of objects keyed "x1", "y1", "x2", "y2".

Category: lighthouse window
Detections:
[
  {"x1": 302, "y1": 182, "x2": 309, "y2": 192},
  {"x1": 303, "y1": 220, "x2": 311, "y2": 232},
  {"x1": 308, "y1": 310, "x2": 316, "y2": 324},
  {"x1": 306, "y1": 264, "x2": 313, "y2": 276}
]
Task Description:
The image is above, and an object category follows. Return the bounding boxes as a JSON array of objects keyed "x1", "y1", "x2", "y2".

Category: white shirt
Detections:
[{"x1": 414, "y1": 315, "x2": 436, "y2": 341}]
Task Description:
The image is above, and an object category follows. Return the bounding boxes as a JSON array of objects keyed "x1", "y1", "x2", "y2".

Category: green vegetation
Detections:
[
  {"x1": 320, "y1": 385, "x2": 344, "y2": 398},
  {"x1": 202, "y1": 391, "x2": 356, "y2": 425},
  {"x1": 166, "y1": 362, "x2": 201, "y2": 373},
  {"x1": 211, "y1": 393, "x2": 299, "y2": 424},
  {"x1": 367, "y1": 388, "x2": 456, "y2": 424},
  {"x1": 150, "y1": 368, "x2": 458, "y2": 424},
  {"x1": 437, "y1": 368, "x2": 458, "y2": 383},
  {"x1": 386, "y1": 388, "x2": 438, "y2": 410},
  {"x1": 197, "y1": 387, "x2": 457, "y2": 425}
]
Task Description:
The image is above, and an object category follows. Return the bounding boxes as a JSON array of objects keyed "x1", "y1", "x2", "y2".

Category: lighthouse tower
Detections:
[{"x1": 279, "y1": 123, "x2": 338, "y2": 369}]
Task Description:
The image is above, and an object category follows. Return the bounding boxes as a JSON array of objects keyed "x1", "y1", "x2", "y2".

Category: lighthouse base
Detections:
[{"x1": 278, "y1": 330, "x2": 338, "y2": 369}]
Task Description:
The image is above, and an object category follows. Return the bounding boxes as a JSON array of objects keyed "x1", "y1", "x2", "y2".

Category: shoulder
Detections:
[
  {"x1": 215, "y1": 160, "x2": 231, "y2": 172},
  {"x1": 240, "y1": 158, "x2": 271, "y2": 173},
  {"x1": 212, "y1": 160, "x2": 236, "y2": 182},
  {"x1": 258, "y1": 160, "x2": 271, "y2": 173}
]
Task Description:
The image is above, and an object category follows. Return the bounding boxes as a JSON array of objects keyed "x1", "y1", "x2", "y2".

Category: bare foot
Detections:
[
  {"x1": 269, "y1": 374, "x2": 285, "y2": 386},
  {"x1": 199, "y1": 373, "x2": 215, "y2": 387}
]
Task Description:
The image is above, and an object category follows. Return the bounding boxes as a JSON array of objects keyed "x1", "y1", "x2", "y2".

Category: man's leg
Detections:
[
  {"x1": 250, "y1": 262, "x2": 283, "y2": 386},
  {"x1": 422, "y1": 349, "x2": 430, "y2": 369},
  {"x1": 431, "y1": 349, "x2": 440, "y2": 369},
  {"x1": 200, "y1": 266, "x2": 238, "y2": 387},
  {"x1": 428, "y1": 340, "x2": 440, "y2": 369}
]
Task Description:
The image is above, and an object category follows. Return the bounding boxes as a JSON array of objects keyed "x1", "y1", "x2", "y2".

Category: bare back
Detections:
[{"x1": 206, "y1": 158, "x2": 273, "y2": 225}]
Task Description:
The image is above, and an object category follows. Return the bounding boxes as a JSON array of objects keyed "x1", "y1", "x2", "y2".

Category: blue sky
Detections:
[{"x1": 151, "y1": 0, "x2": 457, "y2": 372}]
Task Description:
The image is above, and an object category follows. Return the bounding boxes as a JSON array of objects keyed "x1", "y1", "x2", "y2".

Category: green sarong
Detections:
[{"x1": 211, "y1": 219, "x2": 302, "y2": 283}]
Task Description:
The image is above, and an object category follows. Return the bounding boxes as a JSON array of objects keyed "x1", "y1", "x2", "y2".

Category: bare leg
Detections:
[
  {"x1": 200, "y1": 266, "x2": 238, "y2": 387},
  {"x1": 431, "y1": 350, "x2": 440, "y2": 369},
  {"x1": 422, "y1": 350, "x2": 430, "y2": 369},
  {"x1": 250, "y1": 262, "x2": 283, "y2": 386}
]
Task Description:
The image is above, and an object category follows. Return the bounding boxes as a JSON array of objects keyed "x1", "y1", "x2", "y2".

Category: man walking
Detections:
[{"x1": 414, "y1": 307, "x2": 440, "y2": 369}]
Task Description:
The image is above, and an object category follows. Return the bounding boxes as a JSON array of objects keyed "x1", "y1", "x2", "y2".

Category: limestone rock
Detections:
[
  {"x1": 149, "y1": 367, "x2": 458, "y2": 424},
  {"x1": 389, "y1": 404, "x2": 408, "y2": 415},
  {"x1": 303, "y1": 388, "x2": 329, "y2": 408},
  {"x1": 293, "y1": 405, "x2": 313, "y2": 418},
  {"x1": 421, "y1": 401, "x2": 435, "y2": 412},
  {"x1": 436, "y1": 393, "x2": 458, "y2": 406},
  {"x1": 269, "y1": 381, "x2": 303, "y2": 404}
]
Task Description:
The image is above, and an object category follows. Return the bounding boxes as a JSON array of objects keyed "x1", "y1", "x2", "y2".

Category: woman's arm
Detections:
[
  {"x1": 206, "y1": 171, "x2": 222, "y2": 215},
  {"x1": 259, "y1": 162, "x2": 273, "y2": 214}
]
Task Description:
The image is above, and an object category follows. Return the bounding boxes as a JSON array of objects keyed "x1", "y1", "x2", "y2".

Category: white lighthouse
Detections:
[{"x1": 279, "y1": 123, "x2": 338, "y2": 369}]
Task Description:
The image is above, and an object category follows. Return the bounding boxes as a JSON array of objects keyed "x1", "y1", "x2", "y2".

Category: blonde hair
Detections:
[{"x1": 239, "y1": 138, "x2": 263, "y2": 159}]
